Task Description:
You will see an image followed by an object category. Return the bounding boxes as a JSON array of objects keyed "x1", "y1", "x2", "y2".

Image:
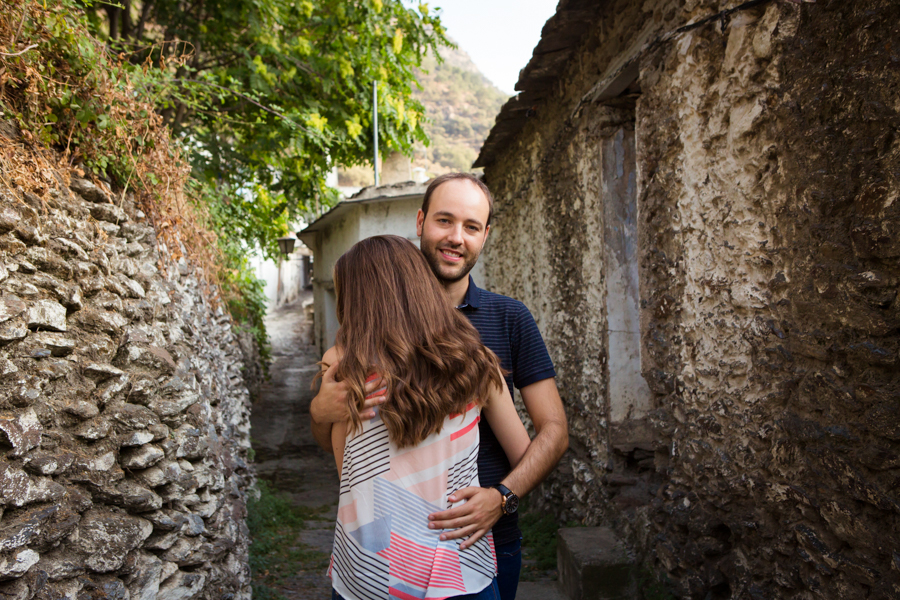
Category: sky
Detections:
[{"x1": 427, "y1": 0, "x2": 561, "y2": 95}]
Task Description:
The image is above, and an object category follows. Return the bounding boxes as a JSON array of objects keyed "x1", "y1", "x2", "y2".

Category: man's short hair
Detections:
[{"x1": 422, "y1": 173, "x2": 494, "y2": 227}]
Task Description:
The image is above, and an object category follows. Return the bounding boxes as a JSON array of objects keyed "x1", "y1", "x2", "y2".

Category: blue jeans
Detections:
[
  {"x1": 332, "y1": 578, "x2": 500, "y2": 600},
  {"x1": 494, "y1": 537, "x2": 523, "y2": 600}
]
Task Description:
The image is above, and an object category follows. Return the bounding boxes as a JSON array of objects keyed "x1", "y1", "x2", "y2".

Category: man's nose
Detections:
[{"x1": 447, "y1": 224, "x2": 464, "y2": 245}]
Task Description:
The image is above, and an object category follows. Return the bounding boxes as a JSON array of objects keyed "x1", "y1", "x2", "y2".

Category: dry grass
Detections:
[{"x1": 0, "y1": 0, "x2": 226, "y2": 299}]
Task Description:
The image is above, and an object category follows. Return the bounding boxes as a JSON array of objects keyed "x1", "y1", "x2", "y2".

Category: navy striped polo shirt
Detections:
[{"x1": 457, "y1": 276, "x2": 556, "y2": 545}]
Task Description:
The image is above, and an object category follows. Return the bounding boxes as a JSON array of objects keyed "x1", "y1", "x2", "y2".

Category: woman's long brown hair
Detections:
[{"x1": 331, "y1": 235, "x2": 503, "y2": 448}]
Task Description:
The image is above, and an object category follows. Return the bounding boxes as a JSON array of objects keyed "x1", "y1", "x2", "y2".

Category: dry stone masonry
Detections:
[
  {"x1": 477, "y1": 0, "x2": 899, "y2": 598},
  {"x1": 0, "y1": 164, "x2": 253, "y2": 600}
]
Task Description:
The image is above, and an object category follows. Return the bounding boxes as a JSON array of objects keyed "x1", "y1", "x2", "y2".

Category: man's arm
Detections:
[
  {"x1": 428, "y1": 377, "x2": 568, "y2": 547},
  {"x1": 310, "y1": 353, "x2": 386, "y2": 453},
  {"x1": 310, "y1": 399, "x2": 337, "y2": 452},
  {"x1": 499, "y1": 377, "x2": 568, "y2": 496}
]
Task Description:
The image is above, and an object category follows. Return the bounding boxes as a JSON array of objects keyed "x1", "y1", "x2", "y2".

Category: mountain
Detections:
[
  {"x1": 338, "y1": 42, "x2": 510, "y2": 186},
  {"x1": 412, "y1": 43, "x2": 511, "y2": 175}
]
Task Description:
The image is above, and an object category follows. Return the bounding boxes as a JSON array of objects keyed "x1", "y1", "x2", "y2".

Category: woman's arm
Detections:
[
  {"x1": 332, "y1": 420, "x2": 347, "y2": 476},
  {"x1": 482, "y1": 372, "x2": 531, "y2": 468},
  {"x1": 426, "y1": 372, "x2": 531, "y2": 549}
]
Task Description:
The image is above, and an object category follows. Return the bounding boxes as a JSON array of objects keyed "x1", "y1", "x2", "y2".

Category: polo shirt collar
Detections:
[{"x1": 457, "y1": 275, "x2": 482, "y2": 309}]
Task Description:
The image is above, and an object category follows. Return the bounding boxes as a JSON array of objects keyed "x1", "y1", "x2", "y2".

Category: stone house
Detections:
[
  {"x1": 299, "y1": 181, "x2": 486, "y2": 353},
  {"x1": 253, "y1": 244, "x2": 311, "y2": 309},
  {"x1": 298, "y1": 182, "x2": 425, "y2": 353},
  {"x1": 474, "y1": 0, "x2": 899, "y2": 598}
]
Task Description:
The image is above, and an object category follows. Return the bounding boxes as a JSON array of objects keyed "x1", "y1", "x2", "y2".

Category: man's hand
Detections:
[
  {"x1": 427, "y1": 487, "x2": 503, "y2": 549},
  {"x1": 310, "y1": 359, "x2": 387, "y2": 452},
  {"x1": 311, "y1": 361, "x2": 386, "y2": 423}
]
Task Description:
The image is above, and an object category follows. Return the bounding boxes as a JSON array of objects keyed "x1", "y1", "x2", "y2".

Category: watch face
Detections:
[{"x1": 505, "y1": 494, "x2": 519, "y2": 515}]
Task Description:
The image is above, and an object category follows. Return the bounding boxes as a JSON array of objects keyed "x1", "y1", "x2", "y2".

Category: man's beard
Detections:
[{"x1": 421, "y1": 240, "x2": 479, "y2": 284}]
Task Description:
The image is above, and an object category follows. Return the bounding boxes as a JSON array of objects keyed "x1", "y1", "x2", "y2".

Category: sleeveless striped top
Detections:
[{"x1": 329, "y1": 390, "x2": 497, "y2": 600}]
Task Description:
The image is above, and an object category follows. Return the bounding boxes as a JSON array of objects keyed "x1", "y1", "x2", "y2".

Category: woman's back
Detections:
[
  {"x1": 324, "y1": 236, "x2": 528, "y2": 600},
  {"x1": 330, "y1": 393, "x2": 496, "y2": 600}
]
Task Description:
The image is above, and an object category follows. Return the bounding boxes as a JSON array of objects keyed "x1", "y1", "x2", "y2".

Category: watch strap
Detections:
[
  {"x1": 492, "y1": 484, "x2": 517, "y2": 515},
  {"x1": 493, "y1": 483, "x2": 513, "y2": 497}
]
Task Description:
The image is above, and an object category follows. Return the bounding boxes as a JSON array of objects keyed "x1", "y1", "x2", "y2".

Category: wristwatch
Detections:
[{"x1": 493, "y1": 484, "x2": 519, "y2": 516}]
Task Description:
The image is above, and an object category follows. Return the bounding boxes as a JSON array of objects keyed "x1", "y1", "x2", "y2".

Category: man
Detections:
[{"x1": 311, "y1": 173, "x2": 568, "y2": 600}]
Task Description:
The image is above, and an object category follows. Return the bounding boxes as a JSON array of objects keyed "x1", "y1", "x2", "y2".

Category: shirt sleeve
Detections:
[{"x1": 510, "y1": 302, "x2": 556, "y2": 389}]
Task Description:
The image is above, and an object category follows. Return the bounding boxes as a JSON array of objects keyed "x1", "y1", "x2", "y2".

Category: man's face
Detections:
[{"x1": 416, "y1": 180, "x2": 491, "y2": 284}]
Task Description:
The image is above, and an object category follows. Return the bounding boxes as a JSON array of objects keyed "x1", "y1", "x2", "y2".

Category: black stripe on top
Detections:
[{"x1": 332, "y1": 521, "x2": 388, "y2": 600}]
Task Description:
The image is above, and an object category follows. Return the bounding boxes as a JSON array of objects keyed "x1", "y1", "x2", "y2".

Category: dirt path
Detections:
[{"x1": 250, "y1": 292, "x2": 337, "y2": 600}]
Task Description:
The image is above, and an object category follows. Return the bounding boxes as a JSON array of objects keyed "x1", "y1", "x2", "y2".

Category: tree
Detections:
[
  {"x1": 0, "y1": 0, "x2": 448, "y2": 356},
  {"x1": 86, "y1": 0, "x2": 449, "y2": 257}
]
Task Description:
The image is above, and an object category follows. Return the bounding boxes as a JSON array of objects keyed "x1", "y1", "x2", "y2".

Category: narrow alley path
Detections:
[{"x1": 250, "y1": 292, "x2": 338, "y2": 599}]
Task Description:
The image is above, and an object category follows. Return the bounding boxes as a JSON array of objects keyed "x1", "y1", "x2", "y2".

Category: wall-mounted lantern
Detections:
[{"x1": 277, "y1": 235, "x2": 296, "y2": 257}]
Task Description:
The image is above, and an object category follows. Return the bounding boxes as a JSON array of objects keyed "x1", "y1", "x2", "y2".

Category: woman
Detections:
[{"x1": 320, "y1": 235, "x2": 530, "y2": 600}]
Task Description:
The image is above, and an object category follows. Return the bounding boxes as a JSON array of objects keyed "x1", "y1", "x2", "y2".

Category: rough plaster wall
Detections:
[
  {"x1": 312, "y1": 213, "x2": 358, "y2": 352},
  {"x1": 357, "y1": 198, "x2": 420, "y2": 241},
  {"x1": 318, "y1": 213, "x2": 359, "y2": 283},
  {"x1": 483, "y1": 0, "x2": 678, "y2": 528},
  {"x1": 0, "y1": 170, "x2": 253, "y2": 600},
  {"x1": 485, "y1": 0, "x2": 898, "y2": 597},
  {"x1": 637, "y1": 1, "x2": 900, "y2": 598},
  {"x1": 486, "y1": 101, "x2": 655, "y2": 524}
]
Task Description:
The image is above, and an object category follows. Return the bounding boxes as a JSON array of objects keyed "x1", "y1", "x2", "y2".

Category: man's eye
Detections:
[{"x1": 467, "y1": 226, "x2": 479, "y2": 232}]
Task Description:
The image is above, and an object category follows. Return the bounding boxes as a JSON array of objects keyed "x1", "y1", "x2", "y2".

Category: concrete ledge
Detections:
[
  {"x1": 516, "y1": 582, "x2": 568, "y2": 600},
  {"x1": 557, "y1": 527, "x2": 636, "y2": 600}
]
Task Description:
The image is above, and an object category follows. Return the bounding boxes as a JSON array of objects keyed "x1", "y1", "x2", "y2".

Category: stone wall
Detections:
[
  {"x1": 0, "y1": 159, "x2": 254, "y2": 600},
  {"x1": 482, "y1": 0, "x2": 679, "y2": 538},
  {"x1": 481, "y1": 0, "x2": 899, "y2": 598}
]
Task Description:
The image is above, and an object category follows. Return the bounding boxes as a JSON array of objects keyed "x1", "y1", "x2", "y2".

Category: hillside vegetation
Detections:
[
  {"x1": 413, "y1": 44, "x2": 510, "y2": 175},
  {"x1": 339, "y1": 42, "x2": 509, "y2": 185}
]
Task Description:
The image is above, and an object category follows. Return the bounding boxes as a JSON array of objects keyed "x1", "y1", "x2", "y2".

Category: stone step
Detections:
[
  {"x1": 516, "y1": 581, "x2": 568, "y2": 600},
  {"x1": 557, "y1": 527, "x2": 637, "y2": 600}
]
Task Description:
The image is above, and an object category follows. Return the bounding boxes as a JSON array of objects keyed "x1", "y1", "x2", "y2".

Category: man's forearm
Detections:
[
  {"x1": 308, "y1": 361, "x2": 386, "y2": 454},
  {"x1": 502, "y1": 419, "x2": 568, "y2": 497},
  {"x1": 310, "y1": 397, "x2": 335, "y2": 453},
  {"x1": 426, "y1": 406, "x2": 567, "y2": 544}
]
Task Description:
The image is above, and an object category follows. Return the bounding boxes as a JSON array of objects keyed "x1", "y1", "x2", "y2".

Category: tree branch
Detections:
[
  {"x1": 134, "y1": 0, "x2": 154, "y2": 41},
  {"x1": 0, "y1": 44, "x2": 38, "y2": 57},
  {"x1": 106, "y1": 5, "x2": 120, "y2": 40},
  {"x1": 121, "y1": 0, "x2": 134, "y2": 39},
  {"x1": 11, "y1": 3, "x2": 27, "y2": 48},
  {"x1": 171, "y1": 78, "x2": 319, "y2": 135}
]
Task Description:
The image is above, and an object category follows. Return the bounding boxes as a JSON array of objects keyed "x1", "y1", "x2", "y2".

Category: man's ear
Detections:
[{"x1": 416, "y1": 208, "x2": 425, "y2": 237}]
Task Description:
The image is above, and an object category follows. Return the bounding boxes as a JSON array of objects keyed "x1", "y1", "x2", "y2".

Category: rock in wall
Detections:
[
  {"x1": 0, "y1": 164, "x2": 253, "y2": 600},
  {"x1": 482, "y1": 0, "x2": 899, "y2": 598}
]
